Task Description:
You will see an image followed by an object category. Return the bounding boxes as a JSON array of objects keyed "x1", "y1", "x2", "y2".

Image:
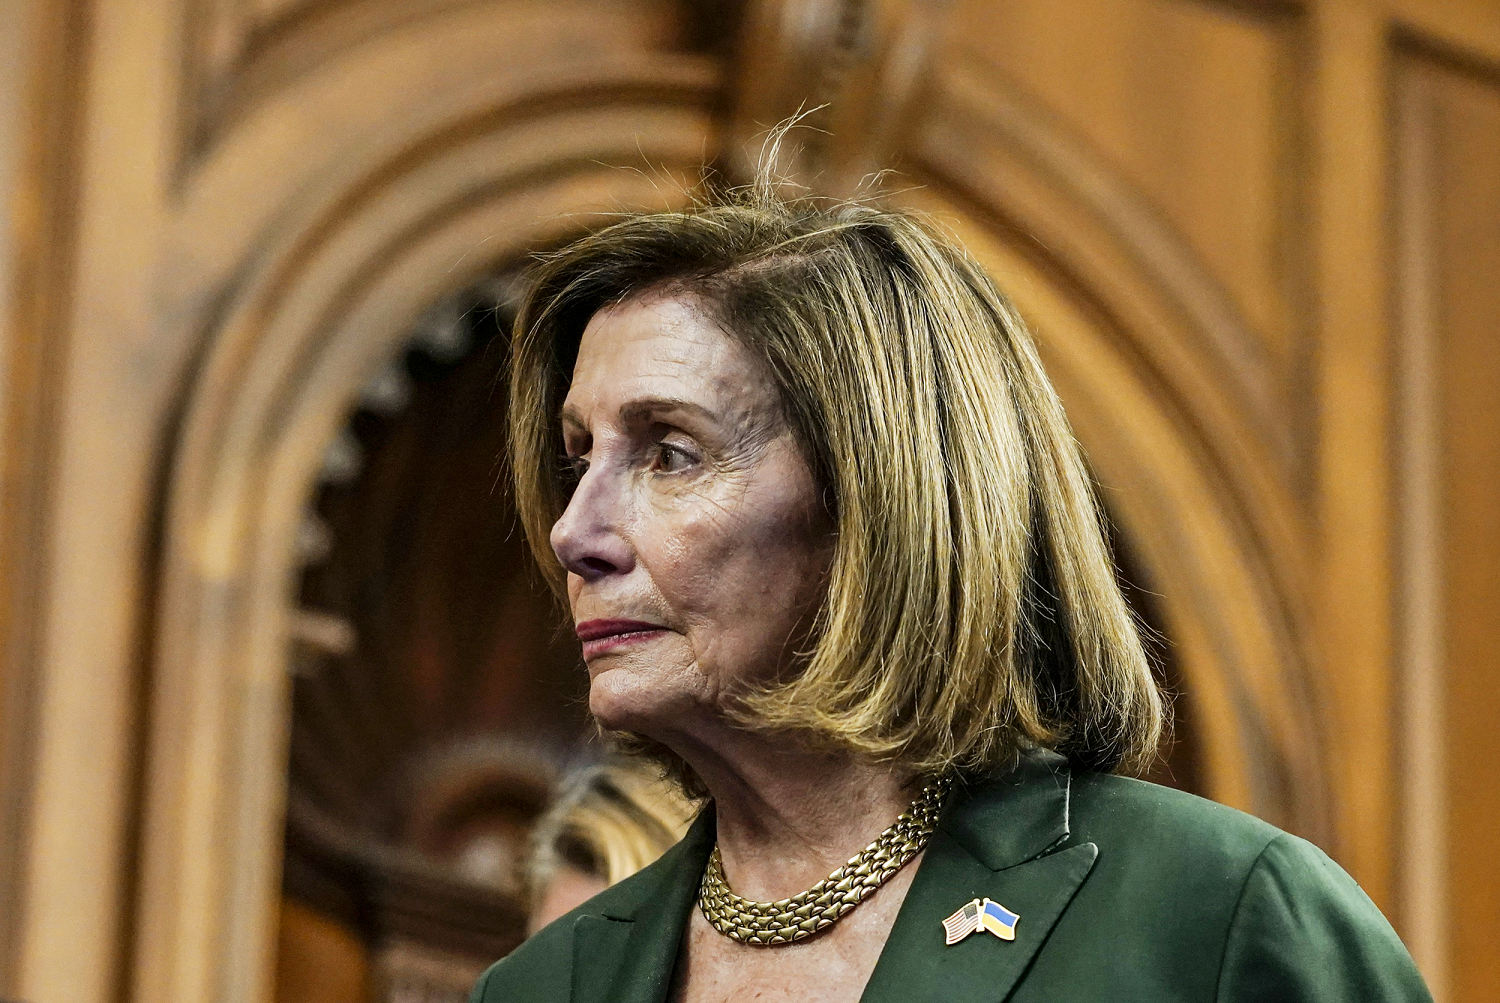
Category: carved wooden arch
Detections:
[
  {"x1": 893, "y1": 57, "x2": 1332, "y2": 843},
  {"x1": 134, "y1": 4, "x2": 1343, "y2": 998},
  {"x1": 138, "y1": 81, "x2": 721, "y2": 1003}
]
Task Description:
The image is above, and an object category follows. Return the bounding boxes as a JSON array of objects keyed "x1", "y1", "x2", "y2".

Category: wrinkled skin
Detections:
[
  {"x1": 550, "y1": 291, "x2": 922, "y2": 1003},
  {"x1": 551, "y1": 291, "x2": 835, "y2": 756}
]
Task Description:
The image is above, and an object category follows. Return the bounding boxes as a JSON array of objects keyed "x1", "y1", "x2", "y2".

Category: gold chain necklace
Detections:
[{"x1": 697, "y1": 774, "x2": 952, "y2": 946}]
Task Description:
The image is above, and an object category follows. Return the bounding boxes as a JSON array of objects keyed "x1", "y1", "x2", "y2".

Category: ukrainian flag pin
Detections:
[{"x1": 941, "y1": 897, "x2": 1019, "y2": 944}]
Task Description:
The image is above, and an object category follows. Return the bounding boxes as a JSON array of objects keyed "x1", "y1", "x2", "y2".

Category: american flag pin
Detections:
[{"x1": 941, "y1": 897, "x2": 1019, "y2": 945}]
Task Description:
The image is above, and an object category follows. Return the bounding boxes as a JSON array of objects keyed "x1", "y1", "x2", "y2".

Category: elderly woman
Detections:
[{"x1": 470, "y1": 191, "x2": 1429, "y2": 1001}]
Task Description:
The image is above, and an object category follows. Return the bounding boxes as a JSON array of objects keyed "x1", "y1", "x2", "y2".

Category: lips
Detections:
[
  {"x1": 575, "y1": 618, "x2": 664, "y2": 641},
  {"x1": 575, "y1": 618, "x2": 668, "y2": 658}
]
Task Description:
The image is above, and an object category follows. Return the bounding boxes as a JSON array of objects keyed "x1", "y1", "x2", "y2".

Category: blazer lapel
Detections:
[
  {"x1": 571, "y1": 914, "x2": 636, "y2": 1001},
  {"x1": 861, "y1": 754, "x2": 1099, "y2": 1002},
  {"x1": 568, "y1": 754, "x2": 1092, "y2": 1002},
  {"x1": 571, "y1": 809, "x2": 716, "y2": 1003}
]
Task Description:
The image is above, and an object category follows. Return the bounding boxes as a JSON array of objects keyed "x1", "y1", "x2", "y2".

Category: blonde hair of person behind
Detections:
[
  {"x1": 509, "y1": 185, "x2": 1167, "y2": 780},
  {"x1": 526, "y1": 755, "x2": 698, "y2": 909}
]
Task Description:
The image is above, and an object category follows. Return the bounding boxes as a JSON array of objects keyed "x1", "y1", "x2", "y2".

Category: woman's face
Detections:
[{"x1": 551, "y1": 291, "x2": 833, "y2": 749}]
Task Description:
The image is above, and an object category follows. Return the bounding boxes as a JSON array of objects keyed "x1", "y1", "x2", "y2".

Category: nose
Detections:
[{"x1": 549, "y1": 463, "x2": 633, "y2": 582}]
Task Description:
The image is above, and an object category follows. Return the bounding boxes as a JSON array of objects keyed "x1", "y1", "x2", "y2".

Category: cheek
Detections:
[
  {"x1": 656, "y1": 483, "x2": 830, "y2": 632},
  {"x1": 643, "y1": 509, "x2": 739, "y2": 613}
]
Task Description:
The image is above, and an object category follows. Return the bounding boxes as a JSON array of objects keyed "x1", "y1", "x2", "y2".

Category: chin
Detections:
[
  {"x1": 586, "y1": 670, "x2": 650, "y2": 733},
  {"x1": 586, "y1": 665, "x2": 691, "y2": 739}
]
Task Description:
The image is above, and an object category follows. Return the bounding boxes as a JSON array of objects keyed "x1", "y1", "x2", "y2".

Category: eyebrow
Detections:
[{"x1": 560, "y1": 395, "x2": 721, "y2": 431}]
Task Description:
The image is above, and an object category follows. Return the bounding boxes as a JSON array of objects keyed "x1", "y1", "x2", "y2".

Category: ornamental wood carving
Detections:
[
  {"x1": 138, "y1": 0, "x2": 1348, "y2": 995},
  {"x1": 9, "y1": 0, "x2": 1500, "y2": 1000}
]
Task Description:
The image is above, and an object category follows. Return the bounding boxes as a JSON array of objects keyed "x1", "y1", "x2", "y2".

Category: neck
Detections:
[{"x1": 670, "y1": 728, "x2": 922, "y2": 902}]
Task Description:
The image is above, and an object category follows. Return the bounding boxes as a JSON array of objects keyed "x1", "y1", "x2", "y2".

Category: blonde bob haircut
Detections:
[{"x1": 509, "y1": 189, "x2": 1166, "y2": 778}]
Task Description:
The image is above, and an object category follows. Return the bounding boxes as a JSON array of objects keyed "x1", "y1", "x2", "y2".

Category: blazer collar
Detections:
[
  {"x1": 567, "y1": 751, "x2": 1093, "y2": 1003},
  {"x1": 860, "y1": 750, "x2": 1098, "y2": 1002},
  {"x1": 941, "y1": 749, "x2": 1073, "y2": 869}
]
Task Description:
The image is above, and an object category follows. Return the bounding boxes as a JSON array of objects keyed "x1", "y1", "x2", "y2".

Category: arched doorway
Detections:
[{"x1": 134, "y1": 6, "x2": 1332, "y2": 1000}]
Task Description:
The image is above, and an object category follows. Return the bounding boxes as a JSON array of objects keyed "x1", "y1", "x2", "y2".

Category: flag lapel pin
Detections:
[{"x1": 941, "y1": 897, "x2": 1019, "y2": 945}]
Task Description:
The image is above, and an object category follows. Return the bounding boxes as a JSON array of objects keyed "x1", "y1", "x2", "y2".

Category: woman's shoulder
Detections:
[
  {"x1": 1037, "y1": 769, "x2": 1430, "y2": 999},
  {"x1": 956, "y1": 753, "x2": 1289, "y2": 868},
  {"x1": 937, "y1": 758, "x2": 1431, "y2": 998},
  {"x1": 1063, "y1": 770, "x2": 1356, "y2": 905},
  {"x1": 1066, "y1": 769, "x2": 1285, "y2": 857}
]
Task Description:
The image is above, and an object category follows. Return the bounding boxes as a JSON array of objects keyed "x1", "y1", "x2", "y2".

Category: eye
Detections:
[
  {"x1": 558, "y1": 453, "x2": 589, "y2": 488},
  {"x1": 650, "y1": 441, "x2": 696, "y2": 474}
]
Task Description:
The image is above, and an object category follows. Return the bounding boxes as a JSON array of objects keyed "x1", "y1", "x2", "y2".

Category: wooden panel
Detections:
[
  {"x1": 0, "y1": 0, "x2": 56, "y2": 990},
  {"x1": 944, "y1": 0, "x2": 1304, "y2": 373},
  {"x1": 179, "y1": 0, "x2": 694, "y2": 165},
  {"x1": 8, "y1": 0, "x2": 177, "y2": 996},
  {"x1": 251, "y1": 0, "x2": 314, "y2": 26},
  {"x1": 1396, "y1": 42, "x2": 1500, "y2": 1003},
  {"x1": 1390, "y1": 0, "x2": 1500, "y2": 68},
  {"x1": 1307, "y1": 0, "x2": 1404, "y2": 916},
  {"x1": 275, "y1": 899, "x2": 371, "y2": 1003}
]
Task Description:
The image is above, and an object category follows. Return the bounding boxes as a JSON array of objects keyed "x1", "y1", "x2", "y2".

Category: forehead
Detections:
[{"x1": 561, "y1": 292, "x2": 778, "y2": 424}]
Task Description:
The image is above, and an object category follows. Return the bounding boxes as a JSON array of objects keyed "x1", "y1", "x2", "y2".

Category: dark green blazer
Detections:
[{"x1": 471, "y1": 753, "x2": 1430, "y2": 1001}]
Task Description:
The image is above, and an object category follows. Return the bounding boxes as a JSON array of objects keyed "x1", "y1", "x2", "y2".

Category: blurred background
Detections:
[{"x1": 2, "y1": 0, "x2": 1497, "y2": 1000}]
